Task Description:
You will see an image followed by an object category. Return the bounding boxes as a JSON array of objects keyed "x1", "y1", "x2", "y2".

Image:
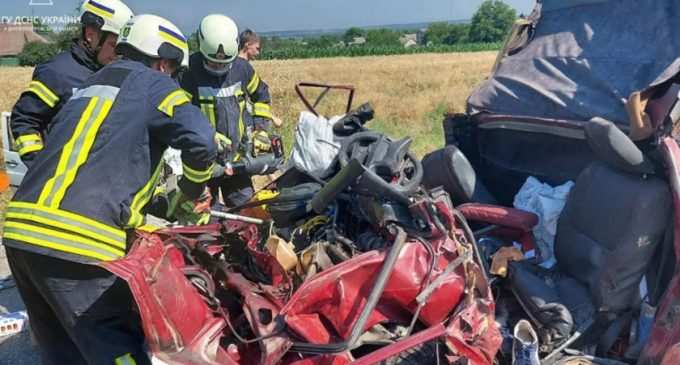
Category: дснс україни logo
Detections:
[{"x1": 29, "y1": 0, "x2": 54, "y2": 6}]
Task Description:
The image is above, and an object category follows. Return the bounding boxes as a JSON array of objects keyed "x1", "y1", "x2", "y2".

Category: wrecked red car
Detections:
[
  {"x1": 103, "y1": 88, "x2": 504, "y2": 364},
  {"x1": 102, "y1": 0, "x2": 680, "y2": 364}
]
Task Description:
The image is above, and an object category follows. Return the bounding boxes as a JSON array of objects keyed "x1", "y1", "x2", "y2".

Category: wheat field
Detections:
[
  {"x1": 0, "y1": 52, "x2": 496, "y2": 229},
  {"x1": 0, "y1": 51, "x2": 496, "y2": 156}
]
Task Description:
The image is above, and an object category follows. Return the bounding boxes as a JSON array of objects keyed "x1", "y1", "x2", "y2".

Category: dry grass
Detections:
[
  {"x1": 254, "y1": 52, "x2": 497, "y2": 156},
  {"x1": 0, "y1": 52, "x2": 497, "y2": 156},
  {"x1": 0, "y1": 67, "x2": 33, "y2": 115},
  {"x1": 0, "y1": 53, "x2": 496, "y2": 230}
]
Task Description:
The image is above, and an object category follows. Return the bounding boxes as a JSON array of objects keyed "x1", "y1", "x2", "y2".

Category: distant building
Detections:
[
  {"x1": 403, "y1": 39, "x2": 417, "y2": 48},
  {"x1": 399, "y1": 33, "x2": 418, "y2": 48},
  {"x1": 417, "y1": 29, "x2": 427, "y2": 44},
  {"x1": 348, "y1": 36, "x2": 366, "y2": 46},
  {"x1": 0, "y1": 23, "x2": 49, "y2": 58}
]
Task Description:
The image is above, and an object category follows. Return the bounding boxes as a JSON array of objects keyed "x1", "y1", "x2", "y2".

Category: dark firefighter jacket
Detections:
[
  {"x1": 180, "y1": 52, "x2": 272, "y2": 163},
  {"x1": 3, "y1": 59, "x2": 217, "y2": 264},
  {"x1": 10, "y1": 41, "x2": 101, "y2": 163}
]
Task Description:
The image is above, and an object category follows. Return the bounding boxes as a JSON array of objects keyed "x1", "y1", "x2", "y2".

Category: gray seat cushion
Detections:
[
  {"x1": 509, "y1": 160, "x2": 670, "y2": 347},
  {"x1": 556, "y1": 161, "x2": 671, "y2": 312},
  {"x1": 510, "y1": 261, "x2": 594, "y2": 345}
]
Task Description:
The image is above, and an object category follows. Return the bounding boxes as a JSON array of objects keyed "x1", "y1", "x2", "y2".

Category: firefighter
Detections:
[
  {"x1": 10, "y1": 0, "x2": 134, "y2": 167},
  {"x1": 3, "y1": 14, "x2": 216, "y2": 364},
  {"x1": 180, "y1": 14, "x2": 277, "y2": 208}
]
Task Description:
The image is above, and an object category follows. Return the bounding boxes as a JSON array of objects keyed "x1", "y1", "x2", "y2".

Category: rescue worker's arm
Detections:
[
  {"x1": 243, "y1": 63, "x2": 273, "y2": 130},
  {"x1": 10, "y1": 64, "x2": 62, "y2": 164},
  {"x1": 149, "y1": 79, "x2": 217, "y2": 200}
]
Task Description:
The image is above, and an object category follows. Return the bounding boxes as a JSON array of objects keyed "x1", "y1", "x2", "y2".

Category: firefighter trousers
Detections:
[{"x1": 5, "y1": 244, "x2": 150, "y2": 365}]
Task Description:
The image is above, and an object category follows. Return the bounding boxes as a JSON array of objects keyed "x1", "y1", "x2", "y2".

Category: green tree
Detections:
[
  {"x1": 261, "y1": 36, "x2": 301, "y2": 52},
  {"x1": 343, "y1": 27, "x2": 365, "y2": 44},
  {"x1": 33, "y1": 19, "x2": 53, "y2": 37},
  {"x1": 424, "y1": 22, "x2": 450, "y2": 45},
  {"x1": 187, "y1": 31, "x2": 199, "y2": 54},
  {"x1": 18, "y1": 42, "x2": 58, "y2": 66},
  {"x1": 307, "y1": 35, "x2": 341, "y2": 48},
  {"x1": 425, "y1": 23, "x2": 470, "y2": 45},
  {"x1": 365, "y1": 28, "x2": 400, "y2": 46},
  {"x1": 51, "y1": 24, "x2": 80, "y2": 52},
  {"x1": 446, "y1": 24, "x2": 470, "y2": 44},
  {"x1": 469, "y1": 0, "x2": 516, "y2": 43}
]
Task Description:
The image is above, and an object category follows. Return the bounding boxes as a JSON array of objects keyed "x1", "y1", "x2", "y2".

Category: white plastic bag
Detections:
[
  {"x1": 513, "y1": 176, "x2": 574, "y2": 268},
  {"x1": 287, "y1": 111, "x2": 343, "y2": 177},
  {"x1": 163, "y1": 147, "x2": 183, "y2": 175}
]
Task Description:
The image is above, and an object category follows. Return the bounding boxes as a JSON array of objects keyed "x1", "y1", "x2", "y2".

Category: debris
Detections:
[
  {"x1": 0, "y1": 277, "x2": 15, "y2": 291},
  {"x1": 0, "y1": 311, "x2": 28, "y2": 337},
  {"x1": 265, "y1": 235, "x2": 298, "y2": 272},
  {"x1": 490, "y1": 247, "x2": 524, "y2": 278}
]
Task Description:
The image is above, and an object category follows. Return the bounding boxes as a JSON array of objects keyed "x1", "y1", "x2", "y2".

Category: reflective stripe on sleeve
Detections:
[
  {"x1": 158, "y1": 89, "x2": 191, "y2": 117},
  {"x1": 27, "y1": 80, "x2": 59, "y2": 108},
  {"x1": 252, "y1": 102, "x2": 273, "y2": 119},
  {"x1": 15, "y1": 134, "x2": 44, "y2": 156},
  {"x1": 182, "y1": 162, "x2": 214, "y2": 184}
]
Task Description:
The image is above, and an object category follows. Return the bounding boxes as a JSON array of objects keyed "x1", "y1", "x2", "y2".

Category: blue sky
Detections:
[{"x1": 3, "y1": 0, "x2": 535, "y2": 34}]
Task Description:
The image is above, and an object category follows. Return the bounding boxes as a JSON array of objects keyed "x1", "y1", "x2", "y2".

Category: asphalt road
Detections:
[{"x1": 0, "y1": 243, "x2": 40, "y2": 365}]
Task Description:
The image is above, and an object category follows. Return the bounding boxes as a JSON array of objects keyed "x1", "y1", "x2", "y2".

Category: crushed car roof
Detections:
[{"x1": 467, "y1": 0, "x2": 680, "y2": 125}]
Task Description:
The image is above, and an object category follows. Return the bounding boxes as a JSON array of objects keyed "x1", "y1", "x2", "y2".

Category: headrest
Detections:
[{"x1": 585, "y1": 117, "x2": 655, "y2": 175}]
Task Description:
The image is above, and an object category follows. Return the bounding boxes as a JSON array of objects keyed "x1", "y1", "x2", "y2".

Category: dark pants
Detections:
[
  {"x1": 5, "y1": 245, "x2": 150, "y2": 365},
  {"x1": 209, "y1": 173, "x2": 254, "y2": 208}
]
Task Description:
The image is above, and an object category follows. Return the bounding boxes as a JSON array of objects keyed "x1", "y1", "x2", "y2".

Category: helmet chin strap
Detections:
[
  {"x1": 81, "y1": 26, "x2": 109, "y2": 67},
  {"x1": 203, "y1": 60, "x2": 231, "y2": 77}
]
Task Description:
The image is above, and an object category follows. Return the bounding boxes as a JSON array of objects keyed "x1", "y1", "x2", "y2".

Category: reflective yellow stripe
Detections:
[
  {"x1": 6, "y1": 208, "x2": 125, "y2": 249},
  {"x1": 27, "y1": 80, "x2": 59, "y2": 108},
  {"x1": 51, "y1": 99, "x2": 112, "y2": 207},
  {"x1": 18, "y1": 144, "x2": 43, "y2": 156},
  {"x1": 15, "y1": 134, "x2": 41, "y2": 144},
  {"x1": 126, "y1": 162, "x2": 164, "y2": 228},
  {"x1": 84, "y1": 1, "x2": 114, "y2": 19},
  {"x1": 4, "y1": 221, "x2": 125, "y2": 261},
  {"x1": 9, "y1": 201, "x2": 125, "y2": 239},
  {"x1": 158, "y1": 90, "x2": 191, "y2": 117},
  {"x1": 207, "y1": 103, "x2": 216, "y2": 126},
  {"x1": 198, "y1": 93, "x2": 216, "y2": 127},
  {"x1": 15, "y1": 134, "x2": 44, "y2": 156},
  {"x1": 39, "y1": 97, "x2": 113, "y2": 208},
  {"x1": 253, "y1": 102, "x2": 272, "y2": 119},
  {"x1": 182, "y1": 162, "x2": 214, "y2": 184},
  {"x1": 115, "y1": 353, "x2": 137, "y2": 365},
  {"x1": 200, "y1": 103, "x2": 215, "y2": 128},
  {"x1": 159, "y1": 32, "x2": 188, "y2": 53},
  {"x1": 238, "y1": 100, "x2": 246, "y2": 140},
  {"x1": 247, "y1": 73, "x2": 261, "y2": 95},
  {"x1": 38, "y1": 98, "x2": 98, "y2": 206}
]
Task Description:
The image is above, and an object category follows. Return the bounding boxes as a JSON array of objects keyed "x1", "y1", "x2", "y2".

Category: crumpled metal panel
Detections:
[
  {"x1": 102, "y1": 200, "x2": 501, "y2": 364},
  {"x1": 101, "y1": 231, "x2": 239, "y2": 365}
]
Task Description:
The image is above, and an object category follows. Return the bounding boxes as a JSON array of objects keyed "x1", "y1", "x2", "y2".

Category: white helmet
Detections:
[
  {"x1": 116, "y1": 14, "x2": 189, "y2": 67},
  {"x1": 198, "y1": 14, "x2": 239, "y2": 64},
  {"x1": 79, "y1": 0, "x2": 133, "y2": 35}
]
